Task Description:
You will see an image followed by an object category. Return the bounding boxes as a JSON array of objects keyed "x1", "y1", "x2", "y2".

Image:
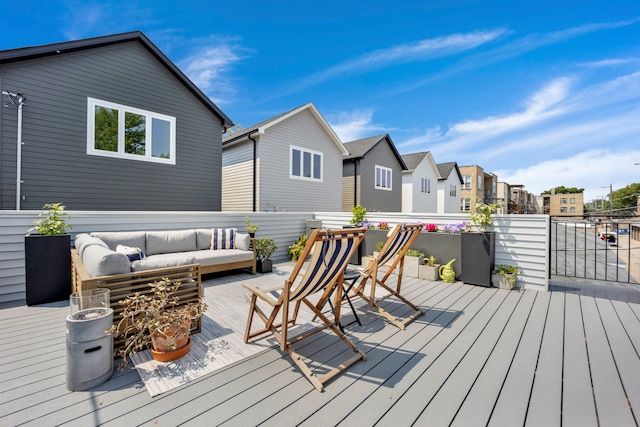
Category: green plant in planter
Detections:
[
  {"x1": 245, "y1": 216, "x2": 258, "y2": 236},
  {"x1": 349, "y1": 205, "x2": 367, "y2": 226},
  {"x1": 287, "y1": 234, "x2": 308, "y2": 261},
  {"x1": 29, "y1": 202, "x2": 72, "y2": 235},
  {"x1": 425, "y1": 255, "x2": 437, "y2": 266},
  {"x1": 470, "y1": 200, "x2": 502, "y2": 232},
  {"x1": 405, "y1": 249, "x2": 425, "y2": 257},
  {"x1": 494, "y1": 264, "x2": 519, "y2": 287},
  {"x1": 255, "y1": 238, "x2": 277, "y2": 261},
  {"x1": 376, "y1": 241, "x2": 385, "y2": 251}
]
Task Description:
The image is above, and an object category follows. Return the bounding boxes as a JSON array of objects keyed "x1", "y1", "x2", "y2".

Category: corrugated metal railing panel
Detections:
[{"x1": 0, "y1": 211, "x2": 549, "y2": 304}]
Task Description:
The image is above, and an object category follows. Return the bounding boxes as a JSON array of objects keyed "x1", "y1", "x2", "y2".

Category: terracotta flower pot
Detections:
[{"x1": 150, "y1": 320, "x2": 191, "y2": 362}]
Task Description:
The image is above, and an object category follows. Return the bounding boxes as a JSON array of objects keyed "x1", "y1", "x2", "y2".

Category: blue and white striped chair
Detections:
[
  {"x1": 243, "y1": 227, "x2": 367, "y2": 391},
  {"x1": 352, "y1": 223, "x2": 425, "y2": 330}
]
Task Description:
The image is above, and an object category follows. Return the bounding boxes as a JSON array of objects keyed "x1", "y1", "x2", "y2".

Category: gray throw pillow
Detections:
[{"x1": 81, "y1": 245, "x2": 131, "y2": 277}]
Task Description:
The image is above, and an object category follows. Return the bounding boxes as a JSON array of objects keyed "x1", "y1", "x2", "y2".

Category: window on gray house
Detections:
[
  {"x1": 421, "y1": 178, "x2": 431, "y2": 193},
  {"x1": 290, "y1": 146, "x2": 322, "y2": 181},
  {"x1": 88, "y1": 98, "x2": 175, "y2": 164},
  {"x1": 375, "y1": 165, "x2": 392, "y2": 190}
]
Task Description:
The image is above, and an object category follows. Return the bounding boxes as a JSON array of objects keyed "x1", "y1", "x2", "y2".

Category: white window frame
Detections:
[
  {"x1": 450, "y1": 184, "x2": 457, "y2": 197},
  {"x1": 289, "y1": 145, "x2": 323, "y2": 182},
  {"x1": 421, "y1": 177, "x2": 431, "y2": 194},
  {"x1": 461, "y1": 198, "x2": 471, "y2": 211},
  {"x1": 87, "y1": 97, "x2": 176, "y2": 165},
  {"x1": 477, "y1": 175, "x2": 483, "y2": 190},
  {"x1": 462, "y1": 176, "x2": 471, "y2": 189},
  {"x1": 375, "y1": 165, "x2": 392, "y2": 191}
]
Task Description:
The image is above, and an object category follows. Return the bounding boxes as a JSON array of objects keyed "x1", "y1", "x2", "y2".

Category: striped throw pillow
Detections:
[{"x1": 211, "y1": 228, "x2": 236, "y2": 250}]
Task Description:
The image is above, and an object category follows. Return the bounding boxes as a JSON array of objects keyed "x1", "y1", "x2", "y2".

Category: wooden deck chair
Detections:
[
  {"x1": 243, "y1": 228, "x2": 367, "y2": 391},
  {"x1": 351, "y1": 223, "x2": 425, "y2": 330}
]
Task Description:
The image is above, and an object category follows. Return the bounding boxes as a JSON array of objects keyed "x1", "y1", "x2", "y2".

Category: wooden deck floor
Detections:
[{"x1": 2, "y1": 264, "x2": 640, "y2": 426}]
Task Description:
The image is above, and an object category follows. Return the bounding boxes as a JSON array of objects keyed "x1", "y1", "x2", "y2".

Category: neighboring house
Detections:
[
  {"x1": 343, "y1": 134, "x2": 406, "y2": 213},
  {"x1": 435, "y1": 162, "x2": 463, "y2": 214},
  {"x1": 0, "y1": 31, "x2": 232, "y2": 211},
  {"x1": 459, "y1": 165, "x2": 498, "y2": 213},
  {"x1": 401, "y1": 151, "x2": 441, "y2": 213},
  {"x1": 540, "y1": 190, "x2": 584, "y2": 217},
  {"x1": 221, "y1": 103, "x2": 348, "y2": 212}
]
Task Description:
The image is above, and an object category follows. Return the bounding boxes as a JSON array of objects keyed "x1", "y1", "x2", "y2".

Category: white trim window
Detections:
[
  {"x1": 462, "y1": 175, "x2": 471, "y2": 189},
  {"x1": 87, "y1": 98, "x2": 176, "y2": 164},
  {"x1": 461, "y1": 198, "x2": 471, "y2": 211},
  {"x1": 450, "y1": 184, "x2": 457, "y2": 197},
  {"x1": 421, "y1": 177, "x2": 431, "y2": 193},
  {"x1": 290, "y1": 146, "x2": 322, "y2": 181},
  {"x1": 375, "y1": 165, "x2": 392, "y2": 191}
]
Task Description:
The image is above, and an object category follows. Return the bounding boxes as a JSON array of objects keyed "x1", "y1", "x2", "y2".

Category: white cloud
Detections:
[
  {"x1": 580, "y1": 58, "x2": 640, "y2": 68},
  {"x1": 495, "y1": 149, "x2": 640, "y2": 201},
  {"x1": 179, "y1": 40, "x2": 249, "y2": 104},
  {"x1": 288, "y1": 28, "x2": 507, "y2": 94},
  {"x1": 328, "y1": 109, "x2": 389, "y2": 142}
]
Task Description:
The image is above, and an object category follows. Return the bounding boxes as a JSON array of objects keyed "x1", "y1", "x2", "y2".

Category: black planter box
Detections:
[
  {"x1": 459, "y1": 232, "x2": 495, "y2": 287},
  {"x1": 25, "y1": 234, "x2": 71, "y2": 305},
  {"x1": 410, "y1": 232, "x2": 462, "y2": 277},
  {"x1": 256, "y1": 259, "x2": 273, "y2": 273}
]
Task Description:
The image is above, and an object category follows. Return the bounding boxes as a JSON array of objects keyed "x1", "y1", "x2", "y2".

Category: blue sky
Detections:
[{"x1": 2, "y1": 1, "x2": 640, "y2": 202}]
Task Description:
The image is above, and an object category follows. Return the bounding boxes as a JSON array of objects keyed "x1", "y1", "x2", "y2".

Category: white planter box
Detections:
[
  {"x1": 419, "y1": 264, "x2": 440, "y2": 281},
  {"x1": 492, "y1": 273, "x2": 516, "y2": 290},
  {"x1": 404, "y1": 256, "x2": 424, "y2": 278}
]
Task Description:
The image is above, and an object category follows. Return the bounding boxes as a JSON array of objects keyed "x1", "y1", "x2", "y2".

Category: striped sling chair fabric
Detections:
[
  {"x1": 243, "y1": 228, "x2": 367, "y2": 391},
  {"x1": 351, "y1": 223, "x2": 425, "y2": 330}
]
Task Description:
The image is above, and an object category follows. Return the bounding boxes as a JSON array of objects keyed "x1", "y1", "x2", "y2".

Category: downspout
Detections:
[
  {"x1": 248, "y1": 134, "x2": 257, "y2": 212},
  {"x1": 2, "y1": 91, "x2": 25, "y2": 211}
]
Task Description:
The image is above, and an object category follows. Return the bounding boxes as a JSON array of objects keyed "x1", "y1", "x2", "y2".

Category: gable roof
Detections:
[
  {"x1": 436, "y1": 162, "x2": 464, "y2": 184},
  {"x1": 222, "y1": 102, "x2": 348, "y2": 155},
  {"x1": 0, "y1": 31, "x2": 233, "y2": 129},
  {"x1": 401, "y1": 152, "x2": 429, "y2": 171},
  {"x1": 343, "y1": 134, "x2": 407, "y2": 169}
]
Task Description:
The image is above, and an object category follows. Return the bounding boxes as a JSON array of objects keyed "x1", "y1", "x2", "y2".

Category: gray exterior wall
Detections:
[
  {"x1": 355, "y1": 140, "x2": 403, "y2": 212},
  {"x1": 257, "y1": 109, "x2": 343, "y2": 212},
  {"x1": 0, "y1": 41, "x2": 224, "y2": 211}
]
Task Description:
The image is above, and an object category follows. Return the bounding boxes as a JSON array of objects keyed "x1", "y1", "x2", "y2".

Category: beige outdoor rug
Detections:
[{"x1": 130, "y1": 264, "x2": 326, "y2": 397}]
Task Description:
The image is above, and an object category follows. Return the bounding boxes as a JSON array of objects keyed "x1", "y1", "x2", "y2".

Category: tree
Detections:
[
  {"x1": 611, "y1": 183, "x2": 640, "y2": 217},
  {"x1": 541, "y1": 186, "x2": 584, "y2": 195}
]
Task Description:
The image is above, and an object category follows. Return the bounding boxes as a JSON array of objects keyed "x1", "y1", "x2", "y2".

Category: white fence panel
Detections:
[{"x1": 0, "y1": 211, "x2": 549, "y2": 304}]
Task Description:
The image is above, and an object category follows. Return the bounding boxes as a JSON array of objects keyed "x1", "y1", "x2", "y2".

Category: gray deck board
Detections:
[
  {"x1": 526, "y1": 291, "x2": 565, "y2": 426},
  {"x1": 561, "y1": 293, "x2": 598, "y2": 427},
  {"x1": 1, "y1": 264, "x2": 640, "y2": 427},
  {"x1": 582, "y1": 296, "x2": 637, "y2": 426}
]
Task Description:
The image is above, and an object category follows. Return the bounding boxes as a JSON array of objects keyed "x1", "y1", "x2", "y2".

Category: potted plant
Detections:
[
  {"x1": 287, "y1": 234, "x2": 308, "y2": 261},
  {"x1": 25, "y1": 202, "x2": 73, "y2": 305},
  {"x1": 245, "y1": 216, "x2": 258, "y2": 238},
  {"x1": 404, "y1": 248, "x2": 425, "y2": 278},
  {"x1": 492, "y1": 264, "x2": 519, "y2": 290},
  {"x1": 255, "y1": 237, "x2": 277, "y2": 273},
  {"x1": 418, "y1": 255, "x2": 440, "y2": 281},
  {"x1": 108, "y1": 278, "x2": 207, "y2": 369},
  {"x1": 349, "y1": 205, "x2": 367, "y2": 226}
]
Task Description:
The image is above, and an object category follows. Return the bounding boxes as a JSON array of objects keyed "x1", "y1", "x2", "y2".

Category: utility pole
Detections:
[{"x1": 602, "y1": 184, "x2": 613, "y2": 219}]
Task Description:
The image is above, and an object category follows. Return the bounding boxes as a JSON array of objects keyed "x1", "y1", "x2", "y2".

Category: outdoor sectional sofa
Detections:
[{"x1": 71, "y1": 228, "x2": 256, "y2": 340}]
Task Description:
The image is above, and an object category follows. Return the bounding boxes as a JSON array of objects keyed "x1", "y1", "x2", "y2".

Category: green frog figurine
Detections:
[{"x1": 439, "y1": 259, "x2": 456, "y2": 283}]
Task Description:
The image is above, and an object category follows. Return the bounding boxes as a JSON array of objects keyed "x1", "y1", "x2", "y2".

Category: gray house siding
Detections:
[
  {"x1": 1, "y1": 40, "x2": 224, "y2": 211},
  {"x1": 358, "y1": 142, "x2": 403, "y2": 212},
  {"x1": 258, "y1": 109, "x2": 343, "y2": 212},
  {"x1": 221, "y1": 142, "x2": 254, "y2": 211}
]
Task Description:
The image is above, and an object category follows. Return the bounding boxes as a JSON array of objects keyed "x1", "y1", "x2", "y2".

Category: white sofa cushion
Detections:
[
  {"x1": 91, "y1": 231, "x2": 147, "y2": 252},
  {"x1": 146, "y1": 230, "x2": 197, "y2": 256},
  {"x1": 131, "y1": 253, "x2": 198, "y2": 272},
  {"x1": 82, "y1": 245, "x2": 131, "y2": 277},
  {"x1": 235, "y1": 233, "x2": 251, "y2": 251},
  {"x1": 191, "y1": 249, "x2": 254, "y2": 265},
  {"x1": 74, "y1": 233, "x2": 109, "y2": 258}
]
